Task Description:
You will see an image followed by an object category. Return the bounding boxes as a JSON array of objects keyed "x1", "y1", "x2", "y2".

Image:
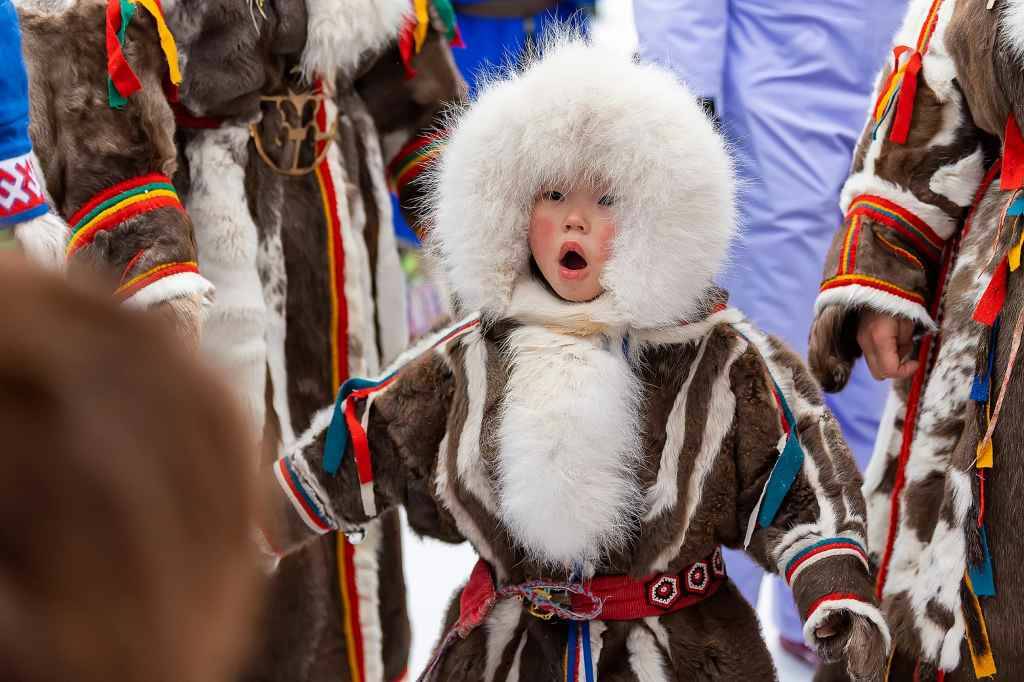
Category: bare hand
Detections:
[
  {"x1": 814, "y1": 611, "x2": 887, "y2": 682},
  {"x1": 856, "y1": 310, "x2": 918, "y2": 380}
]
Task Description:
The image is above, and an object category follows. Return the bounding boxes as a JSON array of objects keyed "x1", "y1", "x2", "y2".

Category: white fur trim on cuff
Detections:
[
  {"x1": 13, "y1": 212, "x2": 68, "y2": 271},
  {"x1": 121, "y1": 271, "x2": 215, "y2": 309},
  {"x1": 815, "y1": 284, "x2": 936, "y2": 331},
  {"x1": 803, "y1": 597, "x2": 891, "y2": 654}
]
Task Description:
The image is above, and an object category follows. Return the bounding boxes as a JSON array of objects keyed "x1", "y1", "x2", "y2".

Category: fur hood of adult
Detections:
[{"x1": 426, "y1": 34, "x2": 736, "y2": 331}]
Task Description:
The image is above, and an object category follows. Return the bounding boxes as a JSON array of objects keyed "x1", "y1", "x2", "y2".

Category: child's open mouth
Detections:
[{"x1": 558, "y1": 242, "x2": 589, "y2": 280}]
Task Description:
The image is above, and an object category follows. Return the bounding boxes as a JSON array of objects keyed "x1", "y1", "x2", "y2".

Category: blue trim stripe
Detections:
[
  {"x1": 785, "y1": 537, "x2": 867, "y2": 576},
  {"x1": 282, "y1": 457, "x2": 333, "y2": 530}
]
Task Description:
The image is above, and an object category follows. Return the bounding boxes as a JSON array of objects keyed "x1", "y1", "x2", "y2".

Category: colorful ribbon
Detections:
[
  {"x1": 66, "y1": 173, "x2": 184, "y2": 257},
  {"x1": 106, "y1": 0, "x2": 182, "y2": 109}
]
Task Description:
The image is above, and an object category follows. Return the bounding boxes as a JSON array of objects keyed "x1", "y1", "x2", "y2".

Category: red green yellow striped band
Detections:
[{"x1": 67, "y1": 173, "x2": 184, "y2": 258}]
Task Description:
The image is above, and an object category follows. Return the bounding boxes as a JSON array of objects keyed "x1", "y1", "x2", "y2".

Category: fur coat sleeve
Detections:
[
  {"x1": 258, "y1": 318, "x2": 472, "y2": 556},
  {"x1": 728, "y1": 319, "x2": 889, "y2": 653},
  {"x1": 808, "y1": 0, "x2": 986, "y2": 393},
  {"x1": 18, "y1": 0, "x2": 210, "y2": 321}
]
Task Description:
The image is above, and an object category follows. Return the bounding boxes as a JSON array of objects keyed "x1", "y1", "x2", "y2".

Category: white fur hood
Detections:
[{"x1": 427, "y1": 35, "x2": 736, "y2": 330}]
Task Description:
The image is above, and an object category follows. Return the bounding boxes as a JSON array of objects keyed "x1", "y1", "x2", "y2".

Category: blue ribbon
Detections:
[
  {"x1": 971, "y1": 318, "x2": 1001, "y2": 404},
  {"x1": 1007, "y1": 195, "x2": 1024, "y2": 217},
  {"x1": 969, "y1": 525, "x2": 996, "y2": 597},
  {"x1": 757, "y1": 377, "x2": 805, "y2": 528},
  {"x1": 322, "y1": 375, "x2": 393, "y2": 475}
]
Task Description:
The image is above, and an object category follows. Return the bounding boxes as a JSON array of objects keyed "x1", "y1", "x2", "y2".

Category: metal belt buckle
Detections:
[{"x1": 250, "y1": 89, "x2": 337, "y2": 177}]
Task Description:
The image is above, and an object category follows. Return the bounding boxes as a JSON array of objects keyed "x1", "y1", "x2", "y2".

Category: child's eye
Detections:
[
  {"x1": 542, "y1": 190, "x2": 564, "y2": 202},
  {"x1": 598, "y1": 195, "x2": 616, "y2": 207}
]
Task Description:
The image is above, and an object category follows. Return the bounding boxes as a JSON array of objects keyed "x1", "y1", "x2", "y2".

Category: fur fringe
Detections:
[{"x1": 300, "y1": 0, "x2": 409, "y2": 81}]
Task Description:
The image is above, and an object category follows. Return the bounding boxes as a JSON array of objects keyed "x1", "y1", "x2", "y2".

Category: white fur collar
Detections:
[
  {"x1": 496, "y1": 323, "x2": 643, "y2": 568},
  {"x1": 300, "y1": 0, "x2": 409, "y2": 80}
]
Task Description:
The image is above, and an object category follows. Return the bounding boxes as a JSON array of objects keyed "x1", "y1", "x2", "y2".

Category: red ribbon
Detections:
[
  {"x1": 973, "y1": 259, "x2": 1008, "y2": 327},
  {"x1": 1001, "y1": 114, "x2": 1024, "y2": 191},
  {"x1": 398, "y1": 19, "x2": 417, "y2": 80},
  {"x1": 106, "y1": 0, "x2": 142, "y2": 100},
  {"x1": 890, "y1": 49, "x2": 922, "y2": 145}
]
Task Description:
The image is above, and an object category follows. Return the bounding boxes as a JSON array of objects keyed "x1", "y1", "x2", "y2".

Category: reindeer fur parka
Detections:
[
  {"x1": 262, "y1": 40, "x2": 890, "y2": 682},
  {"x1": 164, "y1": 1, "x2": 464, "y2": 681},
  {"x1": 15, "y1": 0, "x2": 210, "y2": 340},
  {"x1": 809, "y1": 0, "x2": 1024, "y2": 678}
]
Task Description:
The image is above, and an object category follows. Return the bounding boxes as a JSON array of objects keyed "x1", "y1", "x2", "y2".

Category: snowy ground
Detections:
[{"x1": 400, "y1": 515, "x2": 814, "y2": 681}]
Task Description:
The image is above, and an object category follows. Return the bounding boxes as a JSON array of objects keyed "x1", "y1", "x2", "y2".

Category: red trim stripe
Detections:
[
  {"x1": 68, "y1": 196, "x2": 184, "y2": 257},
  {"x1": 276, "y1": 459, "x2": 333, "y2": 533},
  {"x1": 848, "y1": 195, "x2": 944, "y2": 256},
  {"x1": 785, "y1": 542, "x2": 867, "y2": 584},
  {"x1": 114, "y1": 261, "x2": 199, "y2": 300},
  {"x1": 820, "y1": 275, "x2": 927, "y2": 306},
  {"x1": 68, "y1": 173, "x2": 171, "y2": 226},
  {"x1": 106, "y1": 0, "x2": 142, "y2": 100},
  {"x1": 804, "y1": 592, "x2": 869, "y2": 622}
]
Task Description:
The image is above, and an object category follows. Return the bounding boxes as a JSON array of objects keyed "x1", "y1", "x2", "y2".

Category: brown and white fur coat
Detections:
[
  {"x1": 810, "y1": 0, "x2": 1024, "y2": 678},
  {"x1": 262, "y1": 39, "x2": 889, "y2": 681},
  {"x1": 164, "y1": 1, "x2": 464, "y2": 680},
  {"x1": 15, "y1": 0, "x2": 210, "y2": 341}
]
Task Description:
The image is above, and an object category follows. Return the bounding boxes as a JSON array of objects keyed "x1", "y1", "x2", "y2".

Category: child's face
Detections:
[{"x1": 528, "y1": 185, "x2": 617, "y2": 302}]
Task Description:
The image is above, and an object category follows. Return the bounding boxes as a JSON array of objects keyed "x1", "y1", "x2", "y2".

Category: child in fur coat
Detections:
[{"x1": 259, "y1": 37, "x2": 890, "y2": 682}]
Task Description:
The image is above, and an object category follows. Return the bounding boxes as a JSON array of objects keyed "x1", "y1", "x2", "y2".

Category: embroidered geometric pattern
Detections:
[
  {"x1": 0, "y1": 152, "x2": 47, "y2": 225},
  {"x1": 273, "y1": 455, "x2": 337, "y2": 534},
  {"x1": 784, "y1": 537, "x2": 869, "y2": 587},
  {"x1": 685, "y1": 561, "x2": 710, "y2": 594},
  {"x1": 711, "y1": 547, "x2": 726, "y2": 578},
  {"x1": 646, "y1": 575, "x2": 681, "y2": 609},
  {"x1": 66, "y1": 173, "x2": 184, "y2": 257}
]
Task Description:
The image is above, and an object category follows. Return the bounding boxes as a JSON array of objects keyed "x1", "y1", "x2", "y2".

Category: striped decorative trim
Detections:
[
  {"x1": 846, "y1": 195, "x2": 944, "y2": 263},
  {"x1": 820, "y1": 274, "x2": 926, "y2": 307},
  {"x1": 387, "y1": 131, "x2": 445, "y2": 195},
  {"x1": 114, "y1": 261, "x2": 199, "y2": 300},
  {"x1": 784, "y1": 537, "x2": 869, "y2": 586},
  {"x1": 876, "y1": 232, "x2": 925, "y2": 269},
  {"x1": 273, "y1": 456, "x2": 336, "y2": 534},
  {"x1": 804, "y1": 592, "x2": 869, "y2": 622},
  {"x1": 338, "y1": 537, "x2": 367, "y2": 682},
  {"x1": 311, "y1": 81, "x2": 349, "y2": 395},
  {"x1": 67, "y1": 173, "x2": 184, "y2": 257},
  {"x1": 838, "y1": 215, "x2": 864, "y2": 274}
]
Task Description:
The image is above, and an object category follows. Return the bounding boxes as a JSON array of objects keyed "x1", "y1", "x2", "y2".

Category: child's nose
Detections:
[{"x1": 563, "y1": 211, "x2": 590, "y2": 234}]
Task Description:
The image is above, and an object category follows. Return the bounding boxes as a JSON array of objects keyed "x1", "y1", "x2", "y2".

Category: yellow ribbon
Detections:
[
  {"x1": 132, "y1": 0, "x2": 182, "y2": 86},
  {"x1": 414, "y1": 0, "x2": 430, "y2": 51}
]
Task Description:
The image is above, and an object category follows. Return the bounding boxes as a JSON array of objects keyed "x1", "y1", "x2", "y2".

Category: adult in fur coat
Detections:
[
  {"x1": 259, "y1": 39, "x2": 890, "y2": 681},
  {"x1": 808, "y1": 0, "x2": 1024, "y2": 678},
  {"x1": 164, "y1": 1, "x2": 464, "y2": 680},
  {"x1": 0, "y1": 0, "x2": 66, "y2": 264},
  {"x1": 15, "y1": 0, "x2": 211, "y2": 342}
]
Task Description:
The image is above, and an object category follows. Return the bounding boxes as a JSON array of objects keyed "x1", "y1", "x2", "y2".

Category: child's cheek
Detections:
[{"x1": 531, "y1": 216, "x2": 558, "y2": 255}]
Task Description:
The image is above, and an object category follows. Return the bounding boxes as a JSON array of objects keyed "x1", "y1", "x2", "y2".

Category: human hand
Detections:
[
  {"x1": 814, "y1": 611, "x2": 887, "y2": 682},
  {"x1": 856, "y1": 310, "x2": 919, "y2": 381}
]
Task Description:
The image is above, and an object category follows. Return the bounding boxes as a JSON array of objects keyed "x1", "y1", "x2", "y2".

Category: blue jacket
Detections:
[{"x1": 0, "y1": 0, "x2": 47, "y2": 225}]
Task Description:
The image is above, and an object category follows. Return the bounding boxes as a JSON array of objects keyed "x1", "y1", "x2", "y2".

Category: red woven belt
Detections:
[{"x1": 460, "y1": 547, "x2": 726, "y2": 628}]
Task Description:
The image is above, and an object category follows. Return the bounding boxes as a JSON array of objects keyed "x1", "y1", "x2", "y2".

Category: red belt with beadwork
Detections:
[{"x1": 419, "y1": 547, "x2": 727, "y2": 681}]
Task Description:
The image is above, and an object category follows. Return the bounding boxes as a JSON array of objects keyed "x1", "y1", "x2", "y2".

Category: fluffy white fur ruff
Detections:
[
  {"x1": 301, "y1": 0, "x2": 409, "y2": 81},
  {"x1": 1000, "y1": 0, "x2": 1024, "y2": 64},
  {"x1": 814, "y1": 285, "x2": 936, "y2": 330},
  {"x1": 428, "y1": 35, "x2": 735, "y2": 330},
  {"x1": 13, "y1": 212, "x2": 68, "y2": 271},
  {"x1": 496, "y1": 321, "x2": 643, "y2": 567}
]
